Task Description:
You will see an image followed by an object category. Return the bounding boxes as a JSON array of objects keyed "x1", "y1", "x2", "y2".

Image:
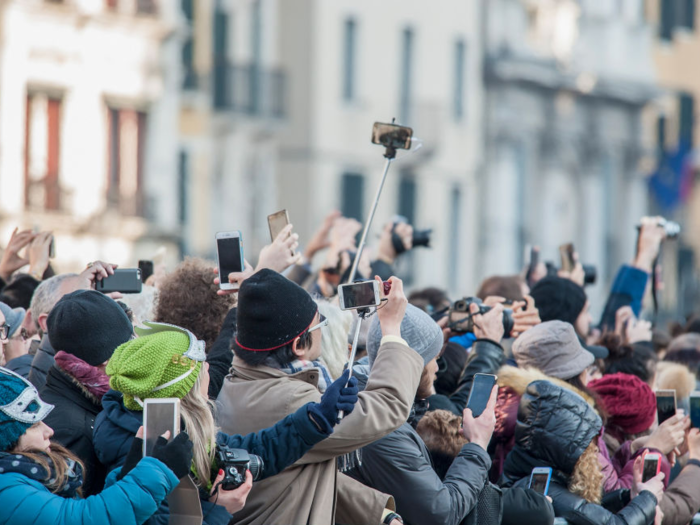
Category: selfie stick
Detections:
[
  {"x1": 338, "y1": 306, "x2": 372, "y2": 420},
  {"x1": 347, "y1": 121, "x2": 402, "y2": 284}
]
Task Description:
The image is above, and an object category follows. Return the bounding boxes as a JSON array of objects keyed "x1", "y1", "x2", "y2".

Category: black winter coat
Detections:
[
  {"x1": 40, "y1": 365, "x2": 107, "y2": 496},
  {"x1": 28, "y1": 335, "x2": 55, "y2": 390},
  {"x1": 205, "y1": 307, "x2": 237, "y2": 399},
  {"x1": 428, "y1": 339, "x2": 505, "y2": 415},
  {"x1": 501, "y1": 380, "x2": 658, "y2": 525}
]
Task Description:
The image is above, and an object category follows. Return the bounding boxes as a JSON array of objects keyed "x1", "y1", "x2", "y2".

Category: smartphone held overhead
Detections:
[
  {"x1": 655, "y1": 389, "x2": 677, "y2": 425},
  {"x1": 96, "y1": 268, "x2": 142, "y2": 294},
  {"x1": 691, "y1": 392, "x2": 700, "y2": 428},
  {"x1": 267, "y1": 210, "x2": 290, "y2": 242},
  {"x1": 338, "y1": 281, "x2": 381, "y2": 311},
  {"x1": 466, "y1": 373, "x2": 497, "y2": 418},
  {"x1": 216, "y1": 231, "x2": 245, "y2": 290}
]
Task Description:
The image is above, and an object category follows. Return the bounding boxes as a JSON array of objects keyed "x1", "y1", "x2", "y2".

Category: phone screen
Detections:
[
  {"x1": 656, "y1": 392, "x2": 676, "y2": 425},
  {"x1": 340, "y1": 282, "x2": 378, "y2": 310},
  {"x1": 559, "y1": 243, "x2": 575, "y2": 272},
  {"x1": 268, "y1": 211, "x2": 289, "y2": 242},
  {"x1": 690, "y1": 395, "x2": 700, "y2": 428},
  {"x1": 371, "y1": 122, "x2": 413, "y2": 150},
  {"x1": 138, "y1": 260, "x2": 154, "y2": 283},
  {"x1": 466, "y1": 374, "x2": 497, "y2": 418},
  {"x1": 143, "y1": 399, "x2": 180, "y2": 457},
  {"x1": 530, "y1": 473, "x2": 550, "y2": 495},
  {"x1": 217, "y1": 236, "x2": 243, "y2": 277},
  {"x1": 642, "y1": 457, "x2": 659, "y2": 482}
]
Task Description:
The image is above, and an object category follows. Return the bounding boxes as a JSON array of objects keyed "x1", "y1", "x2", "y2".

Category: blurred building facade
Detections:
[
  {"x1": 645, "y1": 0, "x2": 700, "y2": 317},
  {"x1": 480, "y1": 0, "x2": 658, "y2": 312},
  {"x1": 0, "y1": 0, "x2": 181, "y2": 272}
]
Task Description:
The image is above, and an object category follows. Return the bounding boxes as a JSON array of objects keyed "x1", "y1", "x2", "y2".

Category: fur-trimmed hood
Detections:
[
  {"x1": 497, "y1": 365, "x2": 595, "y2": 407},
  {"x1": 655, "y1": 361, "x2": 696, "y2": 401}
]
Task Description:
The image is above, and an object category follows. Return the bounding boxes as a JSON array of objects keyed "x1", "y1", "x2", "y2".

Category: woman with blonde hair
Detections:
[
  {"x1": 316, "y1": 299, "x2": 353, "y2": 379},
  {"x1": 501, "y1": 380, "x2": 664, "y2": 525},
  {"x1": 93, "y1": 322, "x2": 359, "y2": 525}
]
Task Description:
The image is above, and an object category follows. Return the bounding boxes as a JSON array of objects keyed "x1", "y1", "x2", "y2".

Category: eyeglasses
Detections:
[
  {"x1": 307, "y1": 314, "x2": 328, "y2": 334},
  {"x1": 0, "y1": 324, "x2": 9, "y2": 342}
]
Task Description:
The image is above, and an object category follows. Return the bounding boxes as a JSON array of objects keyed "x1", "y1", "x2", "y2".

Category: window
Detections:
[
  {"x1": 397, "y1": 173, "x2": 416, "y2": 283},
  {"x1": 106, "y1": 106, "x2": 147, "y2": 216},
  {"x1": 342, "y1": 18, "x2": 357, "y2": 101},
  {"x1": 24, "y1": 93, "x2": 62, "y2": 211},
  {"x1": 182, "y1": 0, "x2": 196, "y2": 89},
  {"x1": 453, "y1": 39, "x2": 466, "y2": 120},
  {"x1": 212, "y1": 7, "x2": 229, "y2": 108},
  {"x1": 679, "y1": 92, "x2": 695, "y2": 145},
  {"x1": 399, "y1": 28, "x2": 414, "y2": 124},
  {"x1": 178, "y1": 150, "x2": 189, "y2": 225},
  {"x1": 660, "y1": 0, "x2": 675, "y2": 40},
  {"x1": 679, "y1": 0, "x2": 696, "y2": 30},
  {"x1": 251, "y1": 0, "x2": 262, "y2": 113},
  {"x1": 448, "y1": 186, "x2": 461, "y2": 279},
  {"x1": 341, "y1": 173, "x2": 364, "y2": 221}
]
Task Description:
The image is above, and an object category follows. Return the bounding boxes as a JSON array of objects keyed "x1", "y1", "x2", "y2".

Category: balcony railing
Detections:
[{"x1": 212, "y1": 62, "x2": 286, "y2": 118}]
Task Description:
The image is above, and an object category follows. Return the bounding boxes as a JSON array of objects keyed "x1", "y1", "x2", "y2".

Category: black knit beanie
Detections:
[
  {"x1": 47, "y1": 290, "x2": 134, "y2": 366},
  {"x1": 235, "y1": 269, "x2": 318, "y2": 352},
  {"x1": 530, "y1": 276, "x2": 587, "y2": 326}
]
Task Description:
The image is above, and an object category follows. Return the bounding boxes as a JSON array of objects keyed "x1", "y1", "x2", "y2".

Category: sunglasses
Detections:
[{"x1": 308, "y1": 314, "x2": 328, "y2": 334}]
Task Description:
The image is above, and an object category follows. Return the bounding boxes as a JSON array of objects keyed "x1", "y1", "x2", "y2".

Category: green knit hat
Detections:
[{"x1": 106, "y1": 322, "x2": 207, "y2": 411}]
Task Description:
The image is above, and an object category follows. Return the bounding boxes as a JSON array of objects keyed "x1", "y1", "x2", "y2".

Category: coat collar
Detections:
[
  {"x1": 229, "y1": 356, "x2": 320, "y2": 388},
  {"x1": 45, "y1": 366, "x2": 102, "y2": 412}
]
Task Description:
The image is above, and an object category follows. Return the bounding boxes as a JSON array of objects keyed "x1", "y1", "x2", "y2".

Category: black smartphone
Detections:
[
  {"x1": 371, "y1": 122, "x2": 413, "y2": 150},
  {"x1": 690, "y1": 392, "x2": 700, "y2": 428},
  {"x1": 95, "y1": 269, "x2": 142, "y2": 294},
  {"x1": 138, "y1": 260, "x2": 154, "y2": 283},
  {"x1": 216, "y1": 231, "x2": 244, "y2": 291},
  {"x1": 466, "y1": 373, "x2": 497, "y2": 418},
  {"x1": 656, "y1": 390, "x2": 677, "y2": 425}
]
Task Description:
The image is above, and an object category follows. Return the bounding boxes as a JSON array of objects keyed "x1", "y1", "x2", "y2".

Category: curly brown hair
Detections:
[
  {"x1": 569, "y1": 439, "x2": 603, "y2": 504},
  {"x1": 416, "y1": 409, "x2": 468, "y2": 479},
  {"x1": 154, "y1": 257, "x2": 236, "y2": 349}
]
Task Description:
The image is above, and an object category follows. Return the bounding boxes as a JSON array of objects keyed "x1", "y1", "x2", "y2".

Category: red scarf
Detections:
[{"x1": 54, "y1": 351, "x2": 111, "y2": 401}]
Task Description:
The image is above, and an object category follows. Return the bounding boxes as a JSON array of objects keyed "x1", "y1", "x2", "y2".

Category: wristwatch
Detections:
[{"x1": 383, "y1": 512, "x2": 403, "y2": 524}]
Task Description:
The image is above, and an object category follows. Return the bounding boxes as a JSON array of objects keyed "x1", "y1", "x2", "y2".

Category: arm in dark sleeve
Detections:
[
  {"x1": 357, "y1": 432, "x2": 491, "y2": 525},
  {"x1": 215, "y1": 403, "x2": 332, "y2": 479},
  {"x1": 206, "y1": 308, "x2": 237, "y2": 399},
  {"x1": 501, "y1": 488, "x2": 555, "y2": 525},
  {"x1": 370, "y1": 259, "x2": 394, "y2": 282},
  {"x1": 448, "y1": 340, "x2": 505, "y2": 413},
  {"x1": 286, "y1": 263, "x2": 313, "y2": 286},
  {"x1": 0, "y1": 274, "x2": 40, "y2": 309},
  {"x1": 599, "y1": 265, "x2": 649, "y2": 330}
]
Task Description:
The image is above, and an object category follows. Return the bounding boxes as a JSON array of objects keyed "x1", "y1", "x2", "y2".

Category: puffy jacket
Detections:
[
  {"x1": 0, "y1": 456, "x2": 178, "y2": 525},
  {"x1": 599, "y1": 265, "x2": 649, "y2": 330},
  {"x1": 205, "y1": 307, "x2": 237, "y2": 399},
  {"x1": 4, "y1": 353, "x2": 33, "y2": 378},
  {"x1": 41, "y1": 366, "x2": 106, "y2": 496},
  {"x1": 427, "y1": 339, "x2": 505, "y2": 416},
  {"x1": 502, "y1": 380, "x2": 658, "y2": 525},
  {"x1": 93, "y1": 389, "x2": 333, "y2": 525}
]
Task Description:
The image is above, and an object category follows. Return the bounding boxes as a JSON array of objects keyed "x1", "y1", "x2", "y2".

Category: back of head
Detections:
[
  {"x1": 515, "y1": 380, "x2": 602, "y2": 476},
  {"x1": 511, "y1": 320, "x2": 593, "y2": 380},
  {"x1": 665, "y1": 333, "x2": 700, "y2": 376},
  {"x1": 415, "y1": 409, "x2": 467, "y2": 480},
  {"x1": 530, "y1": 276, "x2": 586, "y2": 325},
  {"x1": 155, "y1": 257, "x2": 235, "y2": 349},
  {"x1": 29, "y1": 273, "x2": 81, "y2": 325},
  {"x1": 408, "y1": 287, "x2": 451, "y2": 316},
  {"x1": 476, "y1": 275, "x2": 526, "y2": 302},
  {"x1": 47, "y1": 290, "x2": 133, "y2": 366},
  {"x1": 366, "y1": 303, "x2": 443, "y2": 369},
  {"x1": 316, "y1": 300, "x2": 353, "y2": 379},
  {"x1": 600, "y1": 334, "x2": 657, "y2": 385},
  {"x1": 588, "y1": 373, "x2": 656, "y2": 438},
  {"x1": 233, "y1": 269, "x2": 318, "y2": 366}
]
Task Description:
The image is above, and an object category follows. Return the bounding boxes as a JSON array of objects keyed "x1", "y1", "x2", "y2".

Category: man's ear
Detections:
[
  {"x1": 291, "y1": 336, "x2": 305, "y2": 358},
  {"x1": 38, "y1": 313, "x2": 49, "y2": 334}
]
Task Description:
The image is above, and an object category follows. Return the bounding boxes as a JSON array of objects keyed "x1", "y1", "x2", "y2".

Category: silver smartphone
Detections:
[
  {"x1": 338, "y1": 281, "x2": 381, "y2": 311},
  {"x1": 143, "y1": 398, "x2": 180, "y2": 457}
]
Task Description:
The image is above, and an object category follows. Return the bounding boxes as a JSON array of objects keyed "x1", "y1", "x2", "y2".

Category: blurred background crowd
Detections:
[{"x1": 0, "y1": 0, "x2": 698, "y2": 324}]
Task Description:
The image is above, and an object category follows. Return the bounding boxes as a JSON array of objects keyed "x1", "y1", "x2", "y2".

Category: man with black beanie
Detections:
[
  {"x1": 530, "y1": 276, "x2": 608, "y2": 359},
  {"x1": 40, "y1": 290, "x2": 133, "y2": 495},
  {"x1": 217, "y1": 269, "x2": 423, "y2": 525}
]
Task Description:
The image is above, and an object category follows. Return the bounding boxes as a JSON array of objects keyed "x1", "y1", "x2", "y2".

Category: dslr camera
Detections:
[
  {"x1": 215, "y1": 445, "x2": 264, "y2": 490},
  {"x1": 392, "y1": 215, "x2": 432, "y2": 253},
  {"x1": 448, "y1": 297, "x2": 514, "y2": 336}
]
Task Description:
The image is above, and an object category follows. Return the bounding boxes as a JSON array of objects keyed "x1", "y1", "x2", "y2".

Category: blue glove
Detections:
[{"x1": 308, "y1": 370, "x2": 359, "y2": 430}]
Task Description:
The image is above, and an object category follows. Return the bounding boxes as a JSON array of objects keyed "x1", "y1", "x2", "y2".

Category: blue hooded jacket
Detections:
[
  {"x1": 94, "y1": 390, "x2": 332, "y2": 525},
  {"x1": 0, "y1": 456, "x2": 178, "y2": 525}
]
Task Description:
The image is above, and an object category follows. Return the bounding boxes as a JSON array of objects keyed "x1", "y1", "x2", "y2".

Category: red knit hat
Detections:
[{"x1": 588, "y1": 373, "x2": 656, "y2": 436}]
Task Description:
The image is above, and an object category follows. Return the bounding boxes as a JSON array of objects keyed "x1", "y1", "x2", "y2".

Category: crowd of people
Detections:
[{"x1": 0, "y1": 212, "x2": 698, "y2": 525}]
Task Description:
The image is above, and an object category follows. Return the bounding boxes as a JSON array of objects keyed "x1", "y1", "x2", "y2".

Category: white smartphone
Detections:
[
  {"x1": 216, "y1": 231, "x2": 244, "y2": 291},
  {"x1": 267, "y1": 210, "x2": 290, "y2": 243},
  {"x1": 338, "y1": 281, "x2": 381, "y2": 311},
  {"x1": 143, "y1": 398, "x2": 180, "y2": 457}
]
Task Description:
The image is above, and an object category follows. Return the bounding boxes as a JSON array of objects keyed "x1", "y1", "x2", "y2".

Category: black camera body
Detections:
[
  {"x1": 391, "y1": 216, "x2": 432, "y2": 254},
  {"x1": 215, "y1": 446, "x2": 264, "y2": 490},
  {"x1": 448, "y1": 297, "x2": 514, "y2": 336},
  {"x1": 544, "y1": 262, "x2": 597, "y2": 286}
]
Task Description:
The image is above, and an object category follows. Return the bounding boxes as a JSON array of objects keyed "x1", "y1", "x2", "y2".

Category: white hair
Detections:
[
  {"x1": 316, "y1": 300, "x2": 353, "y2": 380},
  {"x1": 29, "y1": 273, "x2": 80, "y2": 318}
]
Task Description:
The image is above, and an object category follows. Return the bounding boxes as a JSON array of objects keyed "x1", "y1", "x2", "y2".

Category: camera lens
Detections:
[
  {"x1": 247, "y1": 454, "x2": 265, "y2": 481},
  {"x1": 502, "y1": 309, "x2": 515, "y2": 336},
  {"x1": 582, "y1": 264, "x2": 597, "y2": 286},
  {"x1": 412, "y1": 229, "x2": 432, "y2": 248}
]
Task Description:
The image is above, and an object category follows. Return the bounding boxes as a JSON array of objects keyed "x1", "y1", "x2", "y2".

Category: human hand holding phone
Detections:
[
  {"x1": 645, "y1": 413, "x2": 688, "y2": 455},
  {"x1": 631, "y1": 454, "x2": 665, "y2": 502},
  {"x1": 257, "y1": 224, "x2": 302, "y2": 273},
  {"x1": 0, "y1": 228, "x2": 35, "y2": 281},
  {"x1": 375, "y1": 276, "x2": 406, "y2": 338},
  {"x1": 27, "y1": 231, "x2": 53, "y2": 280},
  {"x1": 213, "y1": 260, "x2": 255, "y2": 296},
  {"x1": 462, "y1": 383, "x2": 498, "y2": 451}
]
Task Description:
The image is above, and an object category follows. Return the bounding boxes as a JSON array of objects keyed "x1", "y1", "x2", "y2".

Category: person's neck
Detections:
[{"x1": 4, "y1": 346, "x2": 27, "y2": 363}]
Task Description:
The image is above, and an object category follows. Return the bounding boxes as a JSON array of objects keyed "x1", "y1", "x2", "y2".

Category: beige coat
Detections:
[{"x1": 216, "y1": 339, "x2": 423, "y2": 525}]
